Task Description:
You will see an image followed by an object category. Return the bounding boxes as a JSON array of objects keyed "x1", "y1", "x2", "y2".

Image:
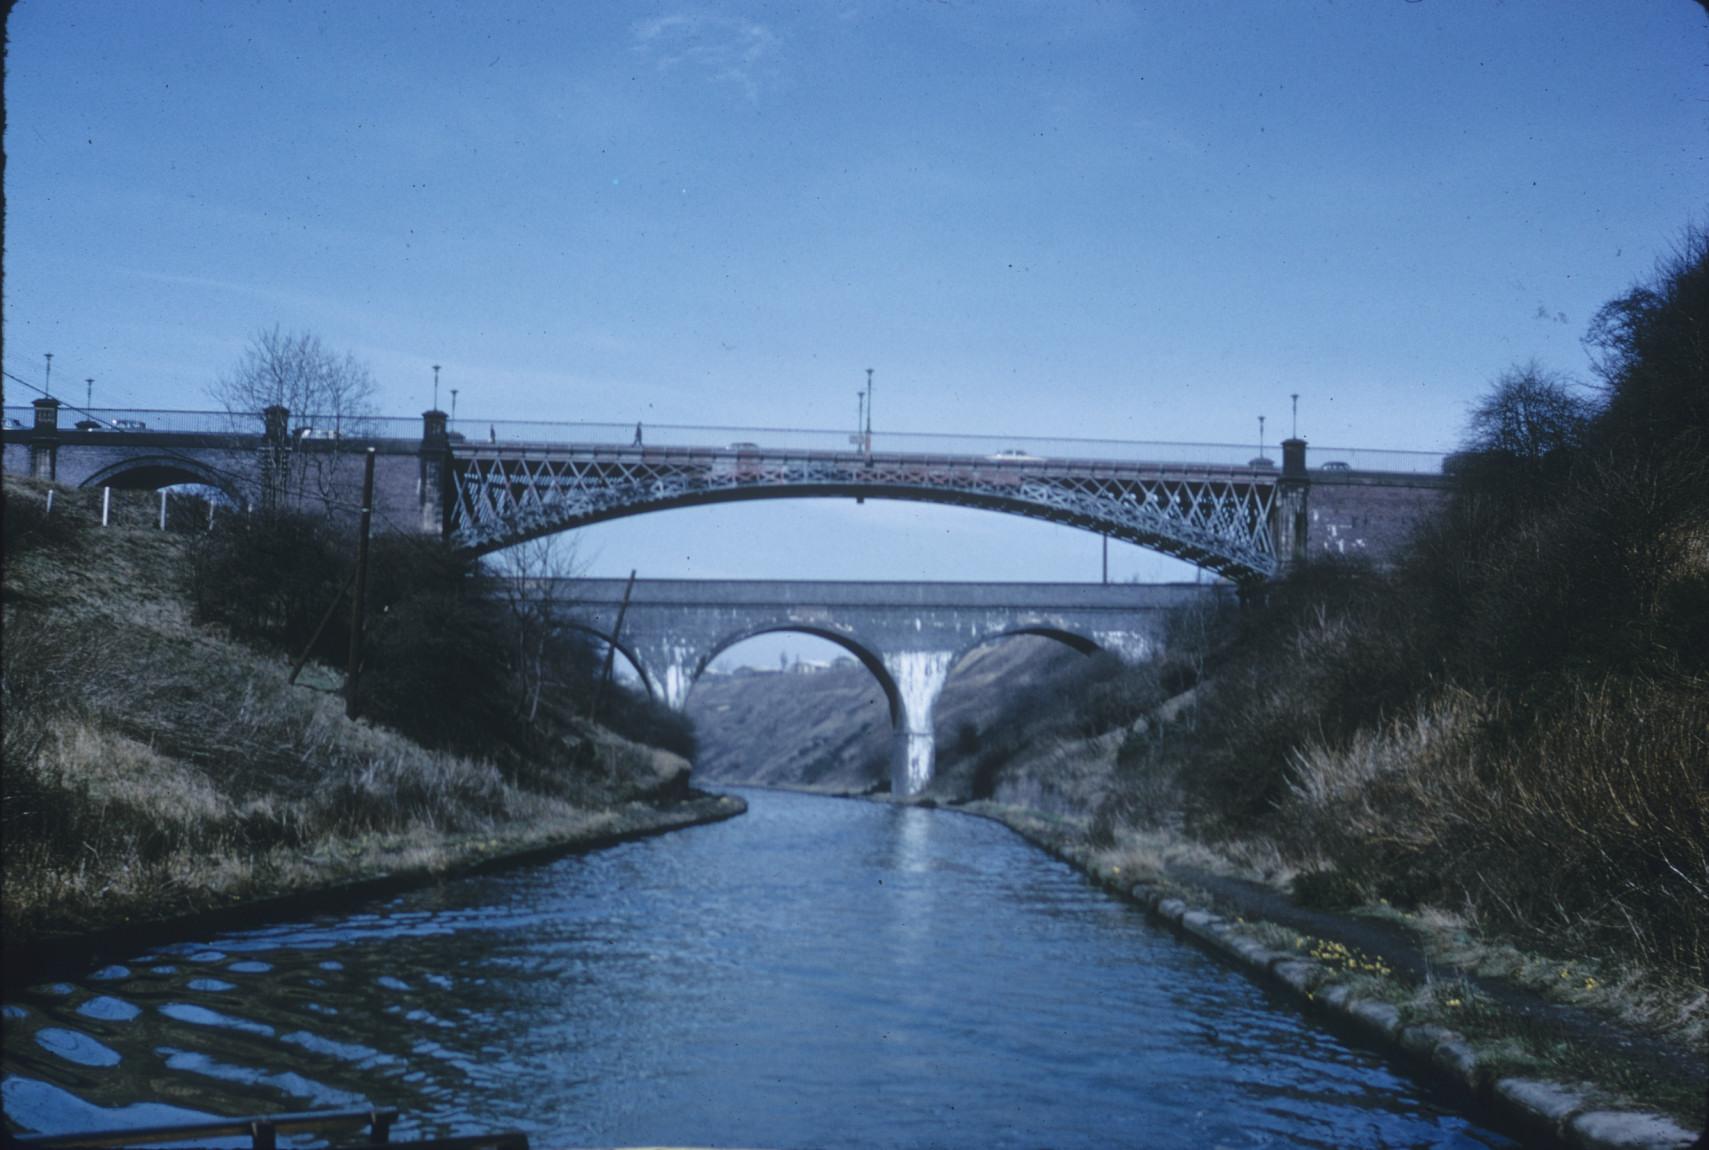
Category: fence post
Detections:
[
  {"x1": 160, "y1": 490, "x2": 168, "y2": 530},
  {"x1": 102, "y1": 487, "x2": 111, "y2": 527},
  {"x1": 44, "y1": 490, "x2": 54, "y2": 516},
  {"x1": 208, "y1": 499, "x2": 216, "y2": 530}
]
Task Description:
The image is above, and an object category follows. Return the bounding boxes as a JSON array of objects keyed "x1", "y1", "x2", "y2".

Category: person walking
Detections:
[{"x1": 632, "y1": 421, "x2": 644, "y2": 446}]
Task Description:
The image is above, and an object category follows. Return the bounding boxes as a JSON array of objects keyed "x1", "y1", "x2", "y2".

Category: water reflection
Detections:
[{"x1": 3, "y1": 790, "x2": 1515, "y2": 1149}]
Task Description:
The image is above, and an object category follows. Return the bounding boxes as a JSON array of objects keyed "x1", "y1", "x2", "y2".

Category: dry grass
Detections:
[
  {"x1": 2, "y1": 483, "x2": 705, "y2": 942},
  {"x1": 1280, "y1": 681, "x2": 1709, "y2": 1001}
]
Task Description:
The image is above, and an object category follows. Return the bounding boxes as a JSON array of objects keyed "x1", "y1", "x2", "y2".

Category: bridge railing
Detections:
[
  {"x1": 2, "y1": 406, "x2": 1449, "y2": 473},
  {"x1": 453, "y1": 419, "x2": 1450, "y2": 474}
]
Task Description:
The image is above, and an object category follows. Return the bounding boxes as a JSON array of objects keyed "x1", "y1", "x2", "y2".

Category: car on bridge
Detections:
[
  {"x1": 111, "y1": 419, "x2": 147, "y2": 431},
  {"x1": 1321, "y1": 460, "x2": 1351, "y2": 471},
  {"x1": 987, "y1": 448, "x2": 1045, "y2": 462}
]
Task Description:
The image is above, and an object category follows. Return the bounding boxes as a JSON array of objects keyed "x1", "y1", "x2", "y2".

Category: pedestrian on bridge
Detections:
[{"x1": 633, "y1": 421, "x2": 644, "y2": 446}]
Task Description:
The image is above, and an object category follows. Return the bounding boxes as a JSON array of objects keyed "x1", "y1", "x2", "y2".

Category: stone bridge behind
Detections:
[{"x1": 560, "y1": 578, "x2": 1231, "y2": 794}]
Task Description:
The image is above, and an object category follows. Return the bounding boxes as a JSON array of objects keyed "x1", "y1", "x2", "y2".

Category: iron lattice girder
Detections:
[{"x1": 450, "y1": 445, "x2": 1280, "y2": 579}]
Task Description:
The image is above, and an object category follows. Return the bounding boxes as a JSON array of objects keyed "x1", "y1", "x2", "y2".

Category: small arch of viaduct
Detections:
[
  {"x1": 558, "y1": 578, "x2": 1228, "y2": 795},
  {"x1": 79, "y1": 456, "x2": 245, "y2": 505}
]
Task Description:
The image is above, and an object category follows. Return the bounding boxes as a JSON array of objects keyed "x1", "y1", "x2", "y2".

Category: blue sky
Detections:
[{"x1": 5, "y1": 2, "x2": 1707, "y2": 617}]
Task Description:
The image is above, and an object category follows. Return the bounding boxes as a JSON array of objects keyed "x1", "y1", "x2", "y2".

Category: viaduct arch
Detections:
[{"x1": 559, "y1": 578, "x2": 1227, "y2": 795}]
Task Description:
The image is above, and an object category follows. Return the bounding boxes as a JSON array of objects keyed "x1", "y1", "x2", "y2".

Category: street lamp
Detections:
[
  {"x1": 432, "y1": 364, "x2": 441, "y2": 412},
  {"x1": 864, "y1": 367, "x2": 874, "y2": 452},
  {"x1": 450, "y1": 388, "x2": 459, "y2": 425},
  {"x1": 1290, "y1": 393, "x2": 1299, "y2": 440},
  {"x1": 44, "y1": 353, "x2": 53, "y2": 396},
  {"x1": 86, "y1": 378, "x2": 95, "y2": 411}
]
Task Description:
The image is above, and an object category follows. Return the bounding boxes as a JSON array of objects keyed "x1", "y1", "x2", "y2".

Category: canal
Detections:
[{"x1": 3, "y1": 789, "x2": 1513, "y2": 1148}]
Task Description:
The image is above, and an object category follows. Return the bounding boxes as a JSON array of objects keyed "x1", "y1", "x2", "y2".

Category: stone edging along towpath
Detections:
[
  {"x1": 960, "y1": 799, "x2": 1705, "y2": 1150},
  {"x1": 1126, "y1": 882, "x2": 1702, "y2": 1150}
]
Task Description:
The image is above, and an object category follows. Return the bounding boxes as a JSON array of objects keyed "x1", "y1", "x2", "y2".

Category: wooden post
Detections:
[
  {"x1": 345, "y1": 448, "x2": 377, "y2": 720},
  {"x1": 591, "y1": 569, "x2": 637, "y2": 723},
  {"x1": 44, "y1": 490, "x2": 54, "y2": 516},
  {"x1": 159, "y1": 490, "x2": 168, "y2": 530},
  {"x1": 289, "y1": 570, "x2": 358, "y2": 685},
  {"x1": 101, "y1": 487, "x2": 110, "y2": 526}
]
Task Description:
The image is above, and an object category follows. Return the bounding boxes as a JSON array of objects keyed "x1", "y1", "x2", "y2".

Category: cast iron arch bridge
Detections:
[{"x1": 453, "y1": 443, "x2": 1286, "y2": 583}]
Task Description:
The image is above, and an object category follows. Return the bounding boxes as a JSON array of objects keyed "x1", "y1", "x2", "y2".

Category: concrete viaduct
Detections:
[{"x1": 4, "y1": 398, "x2": 1450, "y2": 793}]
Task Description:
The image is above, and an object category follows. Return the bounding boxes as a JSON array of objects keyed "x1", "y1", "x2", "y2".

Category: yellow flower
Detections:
[
  {"x1": 1446, "y1": 998, "x2": 1462, "y2": 1008},
  {"x1": 1583, "y1": 977, "x2": 1597, "y2": 990}
]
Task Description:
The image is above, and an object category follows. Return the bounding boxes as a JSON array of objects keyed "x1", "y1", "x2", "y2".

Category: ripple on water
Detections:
[
  {"x1": 35, "y1": 1028, "x2": 121, "y2": 1067},
  {"x1": 74, "y1": 997, "x2": 141, "y2": 1023},
  {"x1": 88, "y1": 966, "x2": 130, "y2": 982},
  {"x1": 184, "y1": 978, "x2": 236, "y2": 993},
  {"x1": 157, "y1": 1048, "x2": 368, "y2": 1109},
  {"x1": 157, "y1": 1003, "x2": 274, "y2": 1037}
]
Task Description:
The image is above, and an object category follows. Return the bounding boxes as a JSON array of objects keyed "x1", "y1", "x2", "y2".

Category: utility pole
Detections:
[{"x1": 345, "y1": 448, "x2": 377, "y2": 720}]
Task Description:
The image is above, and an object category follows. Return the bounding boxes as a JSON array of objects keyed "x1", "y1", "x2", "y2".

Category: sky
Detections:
[{"x1": 4, "y1": 1, "x2": 1707, "y2": 664}]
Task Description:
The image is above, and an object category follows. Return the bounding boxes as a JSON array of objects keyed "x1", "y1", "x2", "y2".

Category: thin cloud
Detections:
[{"x1": 632, "y1": 13, "x2": 780, "y2": 102}]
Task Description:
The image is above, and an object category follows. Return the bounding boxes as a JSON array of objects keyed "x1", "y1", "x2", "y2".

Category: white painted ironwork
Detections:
[{"x1": 451, "y1": 444, "x2": 1281, "y2": 580}]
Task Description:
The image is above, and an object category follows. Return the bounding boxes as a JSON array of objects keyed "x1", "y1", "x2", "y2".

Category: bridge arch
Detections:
[
  {"x1": 80, "y1": 455, "x2": 244, "y2": 505},
  {"x1": 689, "y1": 624, "x2": 902, "y2": 726},
  {"x1": 558, "y1": 622, "x2": 660, "y2": 703}
]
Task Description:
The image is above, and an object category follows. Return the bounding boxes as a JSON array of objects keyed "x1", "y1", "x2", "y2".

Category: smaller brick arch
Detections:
[{"x1": 80, "y1": 456, "x2": 245, "y2": 505}]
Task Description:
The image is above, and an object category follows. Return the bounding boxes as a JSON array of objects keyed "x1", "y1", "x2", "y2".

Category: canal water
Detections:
[{"x1": 3, "y1": 789, "x2": 1513, "y2": 1148}]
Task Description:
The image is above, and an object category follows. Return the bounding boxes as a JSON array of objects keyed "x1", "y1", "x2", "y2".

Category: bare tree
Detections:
[
  {"x1": 1464, "y1": 362, "x2": 1595, "y2": 464},
  {"x1": 490, "y1": 534, "x2": 587, "y2": 726},
  {"x1": 211, "y1": 327, "x2": 379, "y2": 512}
]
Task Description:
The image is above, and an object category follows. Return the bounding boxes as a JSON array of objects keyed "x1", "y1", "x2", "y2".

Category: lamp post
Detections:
[
  {"x1": 432, "y1": 364, "x2": 441, "y2": 412},
  {"x1": 1290, "y1": 393, "x2": 1299, "y2": 440},
  {"x1": 86, "y1": 379, "x2": 94, "y2": 411},
  {"x1": 44, "y1": 353, "x2": 53, "y2": 396},
  {"x1": 1258, "y1": 415, "x2": 1266, "y2": 462},
  {"x1": 864, "y1": 368, "x2": 874, "y2": 453},
  {"x1": 450, "y1": 388, "x2": 459, "y2": 426}
]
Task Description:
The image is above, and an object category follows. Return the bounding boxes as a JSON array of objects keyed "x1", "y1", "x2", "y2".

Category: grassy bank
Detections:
[{"x1": 1, "y1": 480, "x2": 740, "y2": 957}]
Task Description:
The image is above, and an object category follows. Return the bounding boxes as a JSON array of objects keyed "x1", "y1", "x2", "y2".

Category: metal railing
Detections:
[
  {"x1": 9, "y1": 1106, "x2": 529, "y2": 1150},
  {"x1": 12, "y1": 1106, "x2": 399, "y2": 1150},
  {"x1": 1, "y1": 406, "x2": 1450, "y2": 473}
]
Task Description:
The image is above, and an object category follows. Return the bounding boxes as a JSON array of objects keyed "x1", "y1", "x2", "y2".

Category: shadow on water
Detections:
[{"x1": 3, "y1": 789, "x2": 1516, "y2": 1149}]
